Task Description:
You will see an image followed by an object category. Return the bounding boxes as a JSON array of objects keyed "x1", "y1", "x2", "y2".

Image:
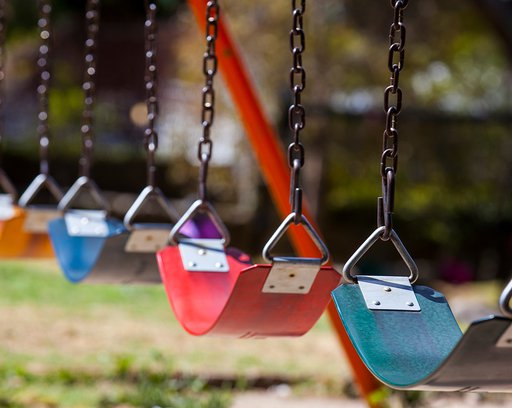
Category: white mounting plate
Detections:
[
  {"x1": 358, "y1": 275, "x2": 421, "y2": 312},
  {"x1": 64, "y1": 209, "x2": 109, "y2": 237},
  {"x1": 497, "y1": 323, "x2": 512, "y2": 348},
  {"x1": 178, "y1": 238, "x2": 229, "y2": 272},
  {"x1": 262, "y1": 257, "x2": 320, "y2": 294},
  {"x1": 125, "y1": 228, "x2": 170, "y2": 253},
  {"x1": 24, "y1": 207, "x2": 62, "y2": 233},
  {"x1": 0, "y1": 194, "x2": 14, "y2": 221}
]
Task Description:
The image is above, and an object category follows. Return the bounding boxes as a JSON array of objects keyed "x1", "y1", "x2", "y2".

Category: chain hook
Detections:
[
  {"x1": 378, "y1": 167, "x2": 395, "y2": 241},
  {"x1": 290, "y1": 158, "x2": 303, "y2": 224}
]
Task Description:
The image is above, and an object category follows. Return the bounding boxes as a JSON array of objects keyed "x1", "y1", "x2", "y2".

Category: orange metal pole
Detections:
[{"x1": 187, "y1": 1, "x2": 385, "y2": 406}]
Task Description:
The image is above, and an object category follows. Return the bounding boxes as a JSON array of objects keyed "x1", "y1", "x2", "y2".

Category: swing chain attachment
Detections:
[
  {"x1": 343, "y1": 0, "x2": 415, "y2": 284},
  {"x1": 288, "y1": 0, "x2": 306, "y2": 224},
  {"x1": 123, "y1": 0, "x2": 179, "y2": 230},
  {"x1": 37, "y1": 0, "x2": 53, "y2": 176},
  {"x1": 19, "y1": 0, "x2": 64, "y2": 208},
  {"x1": 261, "y1": 0, "x2": 329, "y2": 266},
  {"x1": 0, "y1": 0, "x2": 17, "y2": 200},
  {"x1": 378, "y1": 0, "x2": 408, "y2": 241},
  {"x1": 0, "y1": 0, "x2": 4, "y2": 154},
  {"x1": 168, "y1": 199, "x2": 230, "y2": 246},
  {"x1": 79, "y1": 0, "x2": 100, "y2": 179},
  {"x1": 144, "y1": 0, "x2": 159, "y2": 188},
  {"x1": 342, "y1": 226, "x2": 419, "y2": 284},
  {"x1": 197, "y1": 0, "x2": 219, "y2": 202},
  {"x1": 499, "y1": 277, "x2": 512, "y2": 318}
]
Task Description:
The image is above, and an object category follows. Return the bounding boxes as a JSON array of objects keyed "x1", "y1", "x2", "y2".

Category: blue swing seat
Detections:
[{"x1": 49, "y1": 211, "x2": 126, "y2": 283}]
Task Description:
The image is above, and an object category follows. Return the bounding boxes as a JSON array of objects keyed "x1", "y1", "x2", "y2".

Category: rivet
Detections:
[
  {"x1": 506, "y1": 338, "x2": 512, "y2": 344},
  {"x1": 80, "y1": 217, "x2": 89, "y2": 225},
  {"x1": 269, "y1": 285, "x2": 275, "y2": 289},
  {"x1": 373, "y1": 300, "x2": 381, "y2": 306},
  {"x1": 383, "y1": 287, "x2": 391, "y2": 292},
  {"x1": 289, "y1": 273, "x2": 295, "y2": 278},
  {"x1": 298, "y1": 285, "x2": 305, "y2": 290},
  {"x1": 198, "y1": 249, "x2": 207, "y2": 255},
  {"x1": 188, "y1": 261, "x2": 196, "y2": 267},
  {"x1": 215, "y1": 262, "x2": 223, "y2": 268},
  {"x1": 71, "y1": 227, "x2": 79, "y2": 234},
  {"x1": 407, "y1": 302, "x2": 414, "y2": 307}
]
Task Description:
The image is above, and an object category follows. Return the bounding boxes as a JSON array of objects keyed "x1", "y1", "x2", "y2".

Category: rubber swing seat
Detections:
[
  {"x1": 332, "y1": 282, "x2": 512, "y2": 392},
  {"x1": 0, "y1": 206, "x2": 31, "y2": 257},
  {"x1": 0, "y1": 207, "x2": 55, "y2": 258},
  {"x1": 157, "y1": 244, "x2": 340, "y2": 338},
  {"x1": 49, "y1": 215, "x2": 129, "y2": 283}
]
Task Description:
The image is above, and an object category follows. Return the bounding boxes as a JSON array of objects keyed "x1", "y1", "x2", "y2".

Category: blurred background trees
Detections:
[{"x1": 2, "y1": 0, "x2": 512, "y2": 282}]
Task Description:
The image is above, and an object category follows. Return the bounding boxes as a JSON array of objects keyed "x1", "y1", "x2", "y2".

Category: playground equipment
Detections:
[
  {"x1": 49, "y1": 0, "x2": 181, "y2": 284},
  {"x1": 0, "y1": 0, "x2": 63, "y2": 258},
  {"x1": 331, "y1": 0, "x2": 512, "y2": 392},
  {"x1": 182, "y1": 0, "x2": 382, "y2": 401},
  {"x1": 0, "y1": 0, "x2": 23, "y2": 250},
  {"x1": 157, "y1": 0, "x2": 341, "y2": 338},
  {"x1": 48, "y1": 0, "x2": 125, "y2": 282}
]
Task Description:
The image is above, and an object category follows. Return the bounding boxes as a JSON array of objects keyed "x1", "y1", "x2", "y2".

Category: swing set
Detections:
[
  {"x1": 0, "y1": 0, "x2": 511, "y2": 406},
  {"x1": 0, "y1": 0, "x2": 62, "y2": 258}
]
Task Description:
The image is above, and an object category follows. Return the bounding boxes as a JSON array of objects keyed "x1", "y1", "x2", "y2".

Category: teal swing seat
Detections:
[
  {"x1": 333, "y1": 282, "x2": 512, "y2": 392},
  {"x1": 332, "y1": 228, "x2": 512, "y2": 393},
  {"x1": 331, "y1": 0, "x2": 512, "y2": 393}
]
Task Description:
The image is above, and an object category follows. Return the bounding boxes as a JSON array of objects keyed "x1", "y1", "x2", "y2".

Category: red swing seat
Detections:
[{"x1": 157, "y1": 200, "x2": 341, "y2": 338}]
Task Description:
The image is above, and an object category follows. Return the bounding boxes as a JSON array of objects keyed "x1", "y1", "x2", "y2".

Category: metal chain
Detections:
[
  {"x1": 37, "y1": 0, "x2": 52, "y2": 176},
  {"x1": 144, "y1": 0, "x2": 158, "y2": 187},
  {"x1": 378, "y1": 0, "x2": 408, "y2": 240},
  {"x1": 0, "y1": 0, "x2": 6, "y2": 160},
  {"x1": 288, "y1": 0, "x2": 306, "y2": 223},
  {"x1": 80, "y1": 0, "x2": 100, "y2": 178},
  {"x1": 197, "y1": 0, "x2": 219, "y2": 202}
]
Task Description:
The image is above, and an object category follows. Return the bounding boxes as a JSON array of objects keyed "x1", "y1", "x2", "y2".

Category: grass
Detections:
[
  {"x1": 0, "y1": 260, "x2": 351, "y2": 407},
  {"x1": 4, "y1": 260, "x2": 508, "y2": 407}
]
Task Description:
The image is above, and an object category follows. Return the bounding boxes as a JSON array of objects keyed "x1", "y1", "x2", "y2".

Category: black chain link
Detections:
[
  {"x1": 144, "y1": 0, "x2": 158, "y2": 187},
  {"x1": 0, "y1": 0, "x2": 6, "y2": 161},
  {"x1": 378, "y1": 0, "x2": 408, "y2": 240},
  {"x1": 197, "y1": 0, "x2": 219, "y2": 202},
  {"x1": 80, "y1": 0, "x2": 99, "y2": 178},
  {"x1": 37, "y1": 0, "x2": 52, "y2": 175},
  {"x1": 288, "y1": 0, "x2": 306, "y2": 223}
]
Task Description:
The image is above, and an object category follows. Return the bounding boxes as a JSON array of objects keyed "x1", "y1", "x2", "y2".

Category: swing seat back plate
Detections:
[
  {"x1": 24, "y1": 206, "x2": 62, "y2": 233},
  {"x1": 157, "y1": 244, "x2": 341, "y2": 338},
  {"x1": 124, "y1": 224, "x2": 172, "y2": 253},
  {"x1": 49, "y1": 216, "x2": 162, "y2": 284},
  {"x1": 332, "y1": 279, "x2": 512, "y2": 392},
  {"x1": 178, "y1": 238, "x2": 229, "y2": 272}
]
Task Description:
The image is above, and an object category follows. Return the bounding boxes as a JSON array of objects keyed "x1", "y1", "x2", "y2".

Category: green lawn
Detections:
[{"x1": 0, "y1": 260, "x2": 351, "y2": 408}]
